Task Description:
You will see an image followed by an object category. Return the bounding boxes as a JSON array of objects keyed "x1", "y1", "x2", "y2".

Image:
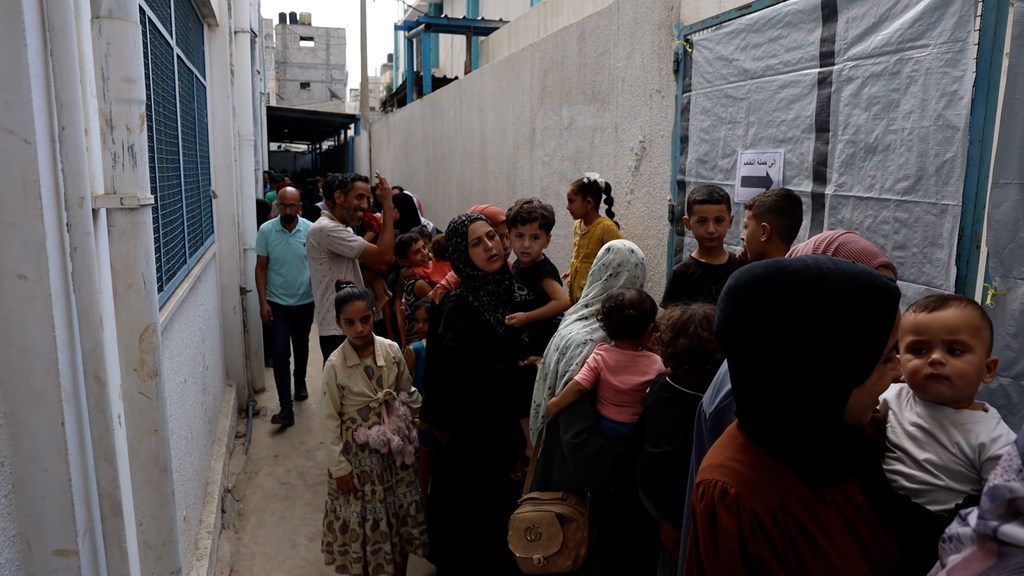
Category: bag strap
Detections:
[{"x1": 521, "y1": 428, "x2": 543, "y2": 498}]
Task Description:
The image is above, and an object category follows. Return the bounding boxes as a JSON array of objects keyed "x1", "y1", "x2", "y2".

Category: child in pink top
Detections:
[{"x1": 546, "y1": 288, "x2": 665, "y2": 439}]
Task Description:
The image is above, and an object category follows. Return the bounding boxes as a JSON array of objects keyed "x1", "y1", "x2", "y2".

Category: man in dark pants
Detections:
[{"x1": 255, "y1": 187, "x2": 315, "y2": 428}]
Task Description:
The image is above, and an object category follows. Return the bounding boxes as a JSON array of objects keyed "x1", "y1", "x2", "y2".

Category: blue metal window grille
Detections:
[
  {"x1": 174, "y1": 0, "x2": 206, "y2": 76},
  {"x1": 147, "y1": 0, "x2": 172, "y2": 30},
  {"x1": 140, "y1": 0, "x2": 214, "y2": 301},
  {"x1": 141, "y1": 6, "x2": 162, "y2": 288}
]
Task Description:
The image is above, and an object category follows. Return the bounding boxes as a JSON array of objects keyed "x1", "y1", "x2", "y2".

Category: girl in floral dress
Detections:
[{"x1": 321, "y1": 283, "x2": 427, "y2": 575}]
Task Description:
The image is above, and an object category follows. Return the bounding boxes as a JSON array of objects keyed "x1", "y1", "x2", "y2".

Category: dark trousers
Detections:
[
  {"x1": 319, "y1": 334, "x2": 346, "y2": 366},
  {"x1": 268, "y1": 301, "x2": 315, "y2": 413}
]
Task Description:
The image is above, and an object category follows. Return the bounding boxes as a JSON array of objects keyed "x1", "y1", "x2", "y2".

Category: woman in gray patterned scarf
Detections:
[{"x1": 529, "y1": 239, "x2": 647, "y2": 441}]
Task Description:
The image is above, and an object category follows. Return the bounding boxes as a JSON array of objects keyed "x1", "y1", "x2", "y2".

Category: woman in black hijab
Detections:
[
  {"x1": 420, "y1": 213, "x2": 537, "y2": 575},
  {"x1": 391, "y1": 189, "x2": 425, "y2": 235},
  {"x1": 685, "y1": 255, "x2": 908, "y2": 576}
]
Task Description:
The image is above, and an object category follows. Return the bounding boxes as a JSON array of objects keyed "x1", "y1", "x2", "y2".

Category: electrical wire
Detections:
[{"x1": 394, "y1": 0, "x2": 426, "y2": 16}]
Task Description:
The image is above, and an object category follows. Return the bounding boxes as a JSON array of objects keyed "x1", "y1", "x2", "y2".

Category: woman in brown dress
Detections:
[{"x1": 684, "y1": 255, "x2": 910, "y2": 576}]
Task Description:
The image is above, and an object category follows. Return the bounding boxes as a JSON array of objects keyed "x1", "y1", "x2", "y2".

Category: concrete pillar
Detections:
[{"x1": 91, "y1": 0, "x2": 184, "y2": 573}]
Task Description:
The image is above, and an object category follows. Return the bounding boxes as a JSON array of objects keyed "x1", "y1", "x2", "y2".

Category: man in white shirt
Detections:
[{"x1": 306, "y1": 172, "x2": 395, "y2": 361}]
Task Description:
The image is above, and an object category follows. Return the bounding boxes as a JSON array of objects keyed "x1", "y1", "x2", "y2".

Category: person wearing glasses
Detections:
[{"x1": 255, "y1": 186, "x2": 316, "y2": 428}]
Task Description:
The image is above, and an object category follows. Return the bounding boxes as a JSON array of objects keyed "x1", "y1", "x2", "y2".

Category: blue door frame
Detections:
[{"x1": 669, "y1": 0, "x2": 1012, "y2": 298}]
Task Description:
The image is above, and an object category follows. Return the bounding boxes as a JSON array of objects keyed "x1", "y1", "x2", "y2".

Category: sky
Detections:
[{"x1": 259, "y1": 0, "x2": 412, "y2": 85}]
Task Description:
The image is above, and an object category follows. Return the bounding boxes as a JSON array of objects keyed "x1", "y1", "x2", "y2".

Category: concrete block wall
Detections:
[
  {"x1": 274, "y1": 23, "x2": 346, "y2": 108},
  {"x1": 368, "y1": 0, "x2": 678, "y2": 298}
]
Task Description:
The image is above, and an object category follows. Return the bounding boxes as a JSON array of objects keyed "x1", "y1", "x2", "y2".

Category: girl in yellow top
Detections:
[{"x1": 566, "y1": 173, "x2": 623, "y2": 303}]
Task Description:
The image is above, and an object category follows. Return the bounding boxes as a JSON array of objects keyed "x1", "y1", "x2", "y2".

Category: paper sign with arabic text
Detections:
[{"x1": 735, "y1": 150, "x2": 784, "y2": 203}]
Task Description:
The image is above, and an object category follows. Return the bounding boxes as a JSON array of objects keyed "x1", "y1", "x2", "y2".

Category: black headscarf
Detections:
[
  {"x1": 715, "y1": 254, "x2": 901, "y2": 485},
  {"x1": 445, "y1": 213, "x2": 514, "y2": 336}
]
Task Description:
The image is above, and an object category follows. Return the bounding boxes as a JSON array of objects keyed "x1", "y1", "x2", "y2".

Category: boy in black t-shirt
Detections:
[
  {"x1": 505, "y1": 197, "x2": 569, "y2": 478},
  {"x1": 662, "y1": 185, "x2": 743, "y2": 307},
  {"x1": 504, "y1": 198, "x2": 570, "y2": 355}
]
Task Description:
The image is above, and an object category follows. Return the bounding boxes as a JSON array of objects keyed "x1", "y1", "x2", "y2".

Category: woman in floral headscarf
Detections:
[
  {"x1": 420, "y1": 213, "x2": 537, "y2": 575},
  {"x1": 529, "y1": 239, "x2": 648, "y2": 441},
  {"x1": 529, "y1": 239, "x2": 659, "y2": 574}
]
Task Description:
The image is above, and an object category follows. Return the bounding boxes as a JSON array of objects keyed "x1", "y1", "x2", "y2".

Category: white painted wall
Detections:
[
  {"x1": 159, "y1": 254, "x2": 227, "y2": 568},
  {"x1": 369, "y1": 0, "x2": 677, "y2": 298}
]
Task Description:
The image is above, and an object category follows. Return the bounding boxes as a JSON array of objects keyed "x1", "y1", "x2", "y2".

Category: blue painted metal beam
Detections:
[
  {"x1": 396, "y1": 19, "x2": 418, "y2": 103},
  {"x1": 393, "y1": 26, "x2": 399, "y2": 91},
  {"x1": 427, "y1": 4, "x2": 441, "y2": 71},
  {"x1": 404, "y1": 15, "x2": 506, "y2": 38},
  {"x1": 394, "y1": 14, "x2": 507, "y2": 103},
  {"x1": 466, "y1": 0, "x2": 480, "y2": 71},
  {"x1": 668, "y1": 21, "x2": 687, "y2": 283},
  {"x1": 955, "y1": 0, "x2": 1011, "y2": 297},
  {"x1": 347, "y1": 128, "x2": 355, "y2": 172},
  {"x1": 417, "y1": 31, "x2": 430, "y2": 95},
  {"x1": 405, "y1": 32, "x2": 415, "y2": 105},
  {"x1": 421, "y1": 31, "x2": 432, "y2": 96}
]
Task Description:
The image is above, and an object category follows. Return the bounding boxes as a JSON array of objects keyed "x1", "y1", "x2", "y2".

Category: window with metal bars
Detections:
[{"x1": 139, "y1": 0, "x2": 214, "y2": 303}]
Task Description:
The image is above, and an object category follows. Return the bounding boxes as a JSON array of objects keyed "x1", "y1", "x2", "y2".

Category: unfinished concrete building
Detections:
[{"x1": 268, "y1": 11, "x2": 347, "y2": 113}]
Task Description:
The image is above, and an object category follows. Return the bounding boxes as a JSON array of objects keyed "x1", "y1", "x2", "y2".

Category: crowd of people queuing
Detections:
[{"x1": 253, "y1": 167, "x2": 1023, "y2": 576}]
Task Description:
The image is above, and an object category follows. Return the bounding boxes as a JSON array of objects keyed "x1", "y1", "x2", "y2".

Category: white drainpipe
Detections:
[
  {"x1": 43, "y1": 0, "x2": 142, "y2": 573},
  {"x1": 234, "y1": 0, "x2": 266, "y2": 402},
  {"x1": 90, "y1": 0, "x2": 183, "y2": 573}
]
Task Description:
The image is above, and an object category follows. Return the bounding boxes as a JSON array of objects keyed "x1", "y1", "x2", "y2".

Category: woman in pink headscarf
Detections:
[{"x1": 786, "y1": 229, "x2": 897, "y2": 279}]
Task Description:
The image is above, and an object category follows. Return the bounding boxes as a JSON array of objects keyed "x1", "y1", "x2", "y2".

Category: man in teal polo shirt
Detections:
[{"x1": 255, "y1": 187, "x2": 315, "y2": 428}]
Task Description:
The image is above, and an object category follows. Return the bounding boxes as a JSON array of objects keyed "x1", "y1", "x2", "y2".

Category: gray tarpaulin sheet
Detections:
[
  {"x1": 677, "y1": 0, "x2": 1022, "y2": 428},
  {"x1": 677, "y1": 0, "x2": 977, "y2": 307},
  {"x1": 978, "y1": 4, "x2": 1024, "y2": 431}
]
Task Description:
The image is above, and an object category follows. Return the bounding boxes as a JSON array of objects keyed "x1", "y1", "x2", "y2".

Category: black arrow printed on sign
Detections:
[{"x1": 740, "y1": 170, "x2": 774, "y2": 191}]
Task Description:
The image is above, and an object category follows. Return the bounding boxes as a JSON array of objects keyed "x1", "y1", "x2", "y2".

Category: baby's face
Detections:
[{"x1": 898, "y1": 307, "x2": 998, "y2": 409}]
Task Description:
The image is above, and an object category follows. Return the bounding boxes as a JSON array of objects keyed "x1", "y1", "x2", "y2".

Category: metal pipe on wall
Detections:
[
  {"x1": 233, "y1": 0, "x2": 265, "y2": 405},
  {"x1": 45, "y1": 0, "x2": 143, "y2": 572},
  {"x1": 90, "y1": 1, "x2": 183, "y2": 572}
]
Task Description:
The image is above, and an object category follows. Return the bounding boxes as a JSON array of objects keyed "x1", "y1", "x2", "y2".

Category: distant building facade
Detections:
[
  {"x1": 264, "y1": 11, "x2": 347, "y2": 113},
  {"x1": 346, "y1": 73, "x2": 387, "y2": 117}
]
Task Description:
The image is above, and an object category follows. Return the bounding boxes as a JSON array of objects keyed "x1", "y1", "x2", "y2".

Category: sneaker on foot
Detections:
[{"x1": 271, "y1": 411, "x2": 295, "y2": 427}]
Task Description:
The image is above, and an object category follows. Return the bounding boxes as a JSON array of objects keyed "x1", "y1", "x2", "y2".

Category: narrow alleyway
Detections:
[{"x1": 220, "y1": 326, "x2": 434, "y2": 576}]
